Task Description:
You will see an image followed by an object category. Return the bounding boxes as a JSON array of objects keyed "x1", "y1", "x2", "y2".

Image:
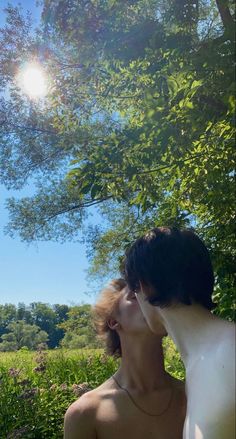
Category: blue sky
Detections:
[
  {"x1": 0, "y1": 1, "x2": 105, "y2": 306},
  {"x1": 0, "y1": 184, "x2": 97, "y2": 306}
]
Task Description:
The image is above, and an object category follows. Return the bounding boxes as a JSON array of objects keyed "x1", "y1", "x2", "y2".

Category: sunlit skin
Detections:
[
  {"x1": 18, "y1": 63, "x2": 47, "y2": 99},
  {"x1": 135, "y1": 287, "x2": 235, "y2": 439},
  {"x1": 64, "y1": 287, "x2": 187, "y2": 439}
]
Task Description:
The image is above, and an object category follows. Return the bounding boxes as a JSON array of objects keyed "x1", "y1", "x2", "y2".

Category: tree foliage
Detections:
[
  {"x1": 0, "y1": 1, "x2": 235, "y2": 319},
  {"x1": 0, "y1": 302, "x2": 99, "y2": 350},
  {"x1": 58, "y1": 304, "x2": 100, "y2": 349},
  {"x1": 0, "y1": 320, "x2": 48, "y2": 351},
  {"x1": 0, "y1": 302, "x2": 69, "y2": 349}
]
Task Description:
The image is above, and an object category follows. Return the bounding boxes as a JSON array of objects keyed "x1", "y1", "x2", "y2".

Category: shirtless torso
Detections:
[{"x1": 64, "y1": 375, "x2": 186, "y2": 439}]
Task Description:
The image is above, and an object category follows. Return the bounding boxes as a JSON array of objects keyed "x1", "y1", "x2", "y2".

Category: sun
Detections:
[{"x1": 18, "y1": 63, "x2": 47, "y2": 99}]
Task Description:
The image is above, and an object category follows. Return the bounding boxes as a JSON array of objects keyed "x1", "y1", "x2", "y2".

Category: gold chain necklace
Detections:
[{"x1": 112, "y1": 375, "x2": 174, "y2": 417}]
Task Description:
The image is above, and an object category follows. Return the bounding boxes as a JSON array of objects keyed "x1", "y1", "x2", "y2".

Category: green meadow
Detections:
[{"x1": 0, "y1": 340, "x2": 184, "y2": 438}]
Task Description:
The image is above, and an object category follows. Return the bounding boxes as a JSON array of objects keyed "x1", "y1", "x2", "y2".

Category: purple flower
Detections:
[
  {"x1": 8, "y1": 368, "x2": 21, "y2": 378},
  {"x1": 35, "y1": 350, "x2": 47, "y2": 365},
  {"x1": 71, "y1": 382, "x2": 91, "y2": 396},
  {"x1": 18, "y1": 379, "x2": 31, "y2": 387},
  {"x1": 33, "y1": 365, "x2": 46, "y2": 373},
  {"x1": 19, "y1": 387, "x2": 38, "y2": 400},
  {"x1": 60, "y1": 383, "x2": 68, "y2": 391}
]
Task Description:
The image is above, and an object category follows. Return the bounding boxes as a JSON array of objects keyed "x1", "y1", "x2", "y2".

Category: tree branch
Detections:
[
  {"x1": 215, "y1": 0, "x2": 234, "y2": 41},
  {"x1": 94, "y1": 152, "x2": 207, "y2": 179},
  {"x1": 35, "y1": 196, "x2": 113, "y2": 232}
]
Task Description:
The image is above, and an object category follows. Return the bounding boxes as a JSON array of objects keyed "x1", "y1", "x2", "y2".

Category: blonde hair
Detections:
[{"x1": 92, "y1": 278, "x2": 126, "y2": 357}]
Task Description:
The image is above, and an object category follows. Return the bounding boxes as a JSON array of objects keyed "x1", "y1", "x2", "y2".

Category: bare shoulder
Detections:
[
  {"x1": 66, "y1": 388, "x2": 99, "y2": 415},
  {"x1": 64, "y1": 378, "x2": 115, "y2": 439},
  {"x1": 64, "y1": 391, "x2": 98, "y2": 439}
]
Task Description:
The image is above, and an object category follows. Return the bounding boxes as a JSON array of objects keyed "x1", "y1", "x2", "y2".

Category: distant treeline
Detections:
[{"x1": 0, "y1": 302, "x2": 101, "y2": 351}]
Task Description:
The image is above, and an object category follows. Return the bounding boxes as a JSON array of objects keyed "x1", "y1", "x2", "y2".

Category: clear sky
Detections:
[{"x1": 0, "y1": 1, "x2": 104, "y2": 307}]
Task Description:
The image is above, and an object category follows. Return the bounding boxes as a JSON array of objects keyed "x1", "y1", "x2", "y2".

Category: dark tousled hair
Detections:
[{"x1": 124, "y1": 227, "x2": 216, "y2": 310}]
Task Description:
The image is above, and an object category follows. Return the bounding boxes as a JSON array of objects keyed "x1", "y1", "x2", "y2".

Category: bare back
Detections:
[
  {"x1": 64, "y1": 375, "x2": 186, "y2": 439},
  {"x1": 184, "y1": 321, "x2": 235, "y2": 439}
]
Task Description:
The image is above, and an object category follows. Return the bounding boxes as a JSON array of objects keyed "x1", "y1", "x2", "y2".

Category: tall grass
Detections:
[
  {"x1": 0, "y1": 338, "x2": 184, "y2": 438},
  {"x1": 0, "y1": 349, "x2": 118, "y2": 438}
]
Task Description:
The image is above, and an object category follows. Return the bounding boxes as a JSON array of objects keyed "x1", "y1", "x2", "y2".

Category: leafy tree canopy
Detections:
[
  {"x1": 0, "y1": 302, "x2": 101, "y2": 350},
  {"x1": 0, "y1": 1, "x2": 235, "y2": 319},
  {"x1": 0, "y1": 302, "x2": 70, "y2": 348},
  {"x1": 58, "y1": 304, "x2": 100, "y2": 349},
  {"x1": 0, "y1": 320, "x2": 48, "y2": 351}
]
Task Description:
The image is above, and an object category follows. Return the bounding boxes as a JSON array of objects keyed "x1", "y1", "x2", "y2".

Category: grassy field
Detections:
[{"x1": 0, "y1": 340, "x2": 184, "y2": 438}]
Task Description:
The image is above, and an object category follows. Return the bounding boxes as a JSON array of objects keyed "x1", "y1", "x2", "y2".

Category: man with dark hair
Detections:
[
  {"x1": 64, "y1": 279, "x2": 186, "y2": 439},
  {"x1": 124, "y1": 227, "x2": 235, "y2": 439}
]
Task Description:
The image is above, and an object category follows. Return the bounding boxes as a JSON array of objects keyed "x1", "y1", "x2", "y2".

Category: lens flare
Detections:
[{"x1": 18, "y1": 63, "x2": 47, "y2": 99}]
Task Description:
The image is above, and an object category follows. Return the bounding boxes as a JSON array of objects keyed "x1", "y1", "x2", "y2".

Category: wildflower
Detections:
[
  {"x1": 19, "y1": 387, "x2": 38, "y2": 400},
  {"x1": 50, "y1": 384, "x2": 58, "y2": 391},
  {"x1": 71, "y1": 382, "x2": 91, "y2": 396},
  {"x1": 18, "y1": 379, "x2": 31, "y2": 387},
  {"x1": 35, "y1": 356, "x2": 45, "y2": 365},
  {"x1": 7, "y1": 426, "x2": 29, "y2": 438},
  {"x1": 35, "y1": 350, "x2": 47, "y2": 365},
  {"x1": 8, "y1": 368, "x2": 21, "y2": 378},
  {"x1": 33, "y1": 364, "x2": 46, "y2": 373}
]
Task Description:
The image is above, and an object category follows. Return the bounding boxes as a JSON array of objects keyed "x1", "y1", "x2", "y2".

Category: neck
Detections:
[
  {"x1": 158, "y1": 303, "x2": 219, "y2": 369},
  {"x1": 116, "y1": 334, "x2": 171, "y2": 391}
]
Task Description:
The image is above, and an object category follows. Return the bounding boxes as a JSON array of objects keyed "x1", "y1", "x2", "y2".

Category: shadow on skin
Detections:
[{"x1": 93, "y1": 382, "x2": 186, "y2": 439}]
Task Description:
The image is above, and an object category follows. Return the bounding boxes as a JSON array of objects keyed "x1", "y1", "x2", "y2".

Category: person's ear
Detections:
[{"x1": 107, "y1": 318, "x2": 120, "y2": 331}]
